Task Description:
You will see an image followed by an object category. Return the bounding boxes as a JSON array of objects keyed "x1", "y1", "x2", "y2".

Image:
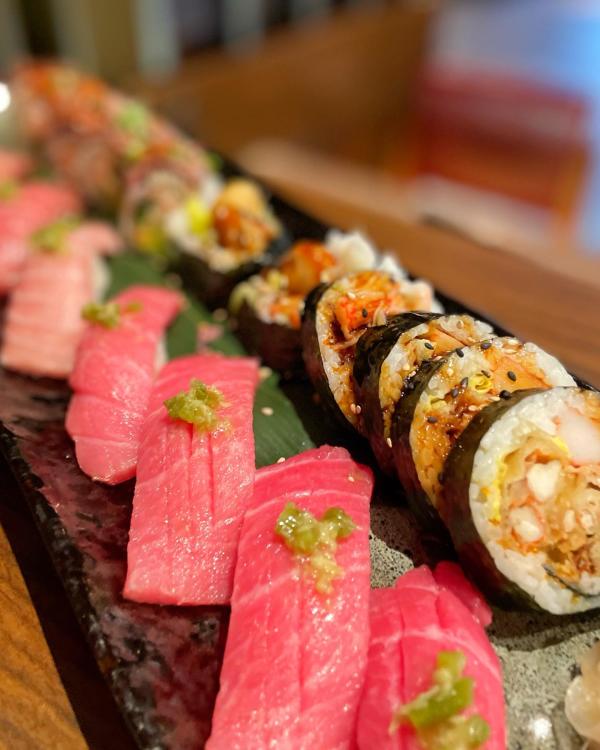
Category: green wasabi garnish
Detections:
[
  {"x1": 31, "y1": 216, "x2": 80, "y2": 253},
  {"x1": 81, "y1": 300, "x2": 142, "y2": 329},
  {"x1": 164, "y1": 379, "x2": 226, "y2": 433},
  {"x1": 275, "y1": 502, "x2": 356, "y2": 595},
  {"x1": 0, "y1": 181, "x2": 18, "y2": 200},
  {"x1": 389, "y1": 650, "x2": 490, "y2": 750}
]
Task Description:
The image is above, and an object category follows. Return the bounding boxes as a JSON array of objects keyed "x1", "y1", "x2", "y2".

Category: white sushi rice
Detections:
[{"x1": 469, "y1": 387, "x2": 600, "y2": 614}]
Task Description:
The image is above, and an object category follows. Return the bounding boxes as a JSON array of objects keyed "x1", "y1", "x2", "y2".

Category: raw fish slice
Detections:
[
  {"x1": 433, "y1": 561, "x2": 492, "y2": 628},
  {"x1": 66, "y1": 285, "x2": 183, "y2": 483},
  {"x1": 0, "y1": 222, "x2": 121, "y2": 378},
  {"x1": 124, "y1": 353, "x2": 259, "y2": 605},
  {"x1": 0, "y1": 181, "x2": 81, "y2": 294},
  {"x1": 356, "y1": 566, "x2": 505, "y2": 750},
  {"x1": 207, "y1": 446, "x2": 373, "y2": 750},
  {"x1": 0, "y1": 149, "x2": 33, "y2": 182}
]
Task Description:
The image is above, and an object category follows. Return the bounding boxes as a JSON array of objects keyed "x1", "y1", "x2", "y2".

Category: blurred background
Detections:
[{"x1": 2, "y1": 0, "x2": 600, "y2": 273}]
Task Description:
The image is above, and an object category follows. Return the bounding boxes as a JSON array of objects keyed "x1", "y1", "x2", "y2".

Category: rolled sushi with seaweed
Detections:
[
  {"x1": 302, "y1": 269, "x2": 440, "y2": 431},
  {"x1": 442, "y1": 387, "x2": 600, "y2": 613},
  {"x1": 166, "y1": 177, "x2": 288, "y2": 308},
  {"x1": 391, "y1": 337, "x2": 575, "y2": 529},
  {"x1": 353, "y1": 312, "x2": 493, "y2": 474},
  {"x1": 230, "y1": 230, "x2": 403, "y2": 373}
]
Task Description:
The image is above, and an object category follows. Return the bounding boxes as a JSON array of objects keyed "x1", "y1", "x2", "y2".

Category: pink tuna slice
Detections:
[
  {"x1": 0, "y1": 181, "x2": 81, "y2": 295},
  {"x1": 0, "y1": 149, "x2": 33, "y2": 182},
  {"x1": 207, "y1": 446, "x2": 374, "y2": 750},
  {"x1": 0, "y1": 221, "x2": 122, "y2": 379},
  {"x1": 433, "y1": 561, "x2": 493, "y2": 629},
  {"x1": 124, "y1": 353, "x2": 259, "y2": 605},
  {"x1": 66, "y1": 284, "x2": 184, "y2": 484},
  {"x1": 356, "y1": 566, "x2": 506, "y2": 750}
]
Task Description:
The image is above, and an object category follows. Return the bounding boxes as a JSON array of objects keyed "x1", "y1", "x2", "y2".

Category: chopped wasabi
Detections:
[
  {"x1": 274, "y1": 502, "x2": 356, "y2": 594},
  {"x1": 164, "y1": 378, "x2": 226, "y2": 433},
  {"x1": 185, "y1": 195, "x2": 212, "y2": 237},
  {"x1": 31, "y1": 216, "x2": 80, "y2": 253},
  {"x1": 0, "y1": 181, "x2": 18, "y2": 200},
  {"x1": 389, "y1": 650, "x2": 489, "y2": 749},
  {"x1": 81, "y1": 300, "x2": 142, "y2": 329}
]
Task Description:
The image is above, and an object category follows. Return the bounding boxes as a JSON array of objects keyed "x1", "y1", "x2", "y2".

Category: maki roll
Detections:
[
  {"x1": 167, "y1": 177, "x2": 287, "y2": 308},
  {"x1": 353, "y1": 312, "x2": 493, "y2": 474},
  {"x1": 442, "y1": 387, "x2": 600, "y2": 613},
  {"x1": 391, "y1": 337, "x2": 575, "y2": 528},
  {"x1": 120, "y1": 154, "x2": 214, "y2": 262},
  {"x1": 302, "y1": 269, "x2": 439, "y2": 430},
  {"x1": 230, "y1": 230, "x2": 401, "y2": 373}
]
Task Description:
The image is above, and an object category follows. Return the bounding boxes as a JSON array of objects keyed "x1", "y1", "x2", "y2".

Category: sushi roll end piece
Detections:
[
  {"x1": 302, "y1": 270, "x2": 439, "y2": 432},
  {"x1": 442, "y1": 387, "x2": 600, "y2": 613}
]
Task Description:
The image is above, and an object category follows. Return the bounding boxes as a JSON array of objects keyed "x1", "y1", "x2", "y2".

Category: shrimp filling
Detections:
[{"x1": 496, "y1": 410, "x2": 600, "y2": 593}]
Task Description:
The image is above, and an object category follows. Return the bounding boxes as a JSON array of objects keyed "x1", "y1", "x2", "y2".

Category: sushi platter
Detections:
[{"x1": 0, "y1": 62, "x2": 599, "y2": 750}]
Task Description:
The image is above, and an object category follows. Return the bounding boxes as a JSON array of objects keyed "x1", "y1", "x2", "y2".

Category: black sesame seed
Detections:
[
  {"x1": 499, "y1": 390, "x2": 511, "y2": 399},
  {"x1": 361, "y1": 308, "x2": 368, "y2": 318},
  {"x1": 481, "y1": 341, "x2": 492, "y2": 350},
  {"x1": 507, "y1": 370, "x2": 517, "y2": 382},
  {"x1": 427, "y1": 416, "x2": 438, "y2": 424},
  {"x1": 438, "y1": 473, "x2": 444, "y2": 484},
  {"x1": 456, "y1": 348, "x2": 464, "y2": 358},
  {"x1": 481, "y1": 369, "x2": 491, "y2": 377},
  {"x1": 405, "y1": 381, "x2": 415, "y2": 391},
  {"x1": 460, "y1": 377, "x2": 469, "y2": 389},
  {"x1": 424, "y1": 341, "x2": 434, "y2": 350},
  {"x1": 450, "y1": 387, "x2": 459, "y2": 398}
]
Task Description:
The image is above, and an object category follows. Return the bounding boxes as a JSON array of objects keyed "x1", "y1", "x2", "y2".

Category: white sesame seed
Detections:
[
  {"x1": 259, "y1": 366, "x2": 272, "y2": 381},
  {"x1": 350, "y1": 403, "x2": 357, "y2": 414},
  {"x1": 261, "y1": 406, "x2": 274, "y2": 416},
  {"x1": 386, "y1": 437, "x2": 393, "y2": 448},
  {"x1": 355, "y1": 404, "x2": 362, "y2": 414},
  {"x1": 277, "y1": 456, "x2": 285, "y2": 464},
  {"x1": 348, "y1": 475, "x2": 355, "y2": 483},
  {"x1": 468, "y1": 404, "x2": 478, "y2": 412}
]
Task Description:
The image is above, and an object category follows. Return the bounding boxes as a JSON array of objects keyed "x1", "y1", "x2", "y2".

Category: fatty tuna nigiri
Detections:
[
  {"x1": 356, "y1": 565, "x2": 505, "y2": 750},
  {"x1": 0, "y1": 181, "x2": 81, "y2": 294},
  {"x1": 66, "y1": 284, "x2": 184, "y2": 484},
  {"x1": 207, "y1": 446, "x2": 373, "y2": 750},
  {"x1": 124, "y1": 353, "x2": 259, "y2": 605},
  {"x1": 0, "y1": 220, "x2": 122, "y2": 379}
]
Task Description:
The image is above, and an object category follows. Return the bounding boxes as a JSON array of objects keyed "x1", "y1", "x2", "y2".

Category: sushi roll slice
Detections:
[
  {"x1": 353, "y1": 312, "x2": 493, "y2": 474},
  {"x1": 391, "y1": 337, "x2": 575, "y2": 528},
  {"x1": 167, "y1": 177, "x2": 288, "y2": 308},
  {"x1": 442, "y1": 387, "x2": 600, "y2": 613},
  {"x1": 302, "y1": 269, "x2": 439, "y2": 430},
  {"x1": 230, "y1": 230, "x2": 401, "y2": 373}
]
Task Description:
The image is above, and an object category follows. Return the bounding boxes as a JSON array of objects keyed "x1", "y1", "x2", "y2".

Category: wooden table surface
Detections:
[{"x1": 0, "y1": 142, "x2": 599, "y2": 750}]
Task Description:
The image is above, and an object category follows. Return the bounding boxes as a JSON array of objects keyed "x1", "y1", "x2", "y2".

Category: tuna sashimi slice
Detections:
[
  {"x1": 356, "y1": 566, "x2": 506, "y2": 750},
  {"x1": 0, "y1": 149, "x2": 33, "y2": 182},
  {"x1": 66, "y1": 284, "x2": 184, "y2": 484},
  {"x1": 207, "y1": 446, "x2": 374, "y2": 750},
  {"x1": 0, "y1": 221, "x2": 122, "y2": 379},
  {"x1": 124, "y1": 353, "x2": 259, "y2": 605},
  {"x1": 0, "y1": 181, "x2": 81, "y2": 294}
]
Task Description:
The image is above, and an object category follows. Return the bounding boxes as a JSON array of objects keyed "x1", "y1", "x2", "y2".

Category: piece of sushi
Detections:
[
  {"x1": 231, "y1": 230, "x2": 405, "y2": 374},
  {"x1": 0, "y1": 181, "x2": 82, "y2": 295},
  {"x1": 442, "y1": 386, "x2": 600, "y2": 613},
  {"x1": 0, "y1": 149, "x2": 33, "y2": 182},
  {"x1": 207, "y1": 446, "x2": 373, "y2": 749},
  {"x1": 124, "y1": 353, "x2": 259, "y2": 605},
  {"x1": 356, "y1": 564, "x2": 505, "y2": 750},
  {"x1": 353, "y1": 312, "x2": 493, "y2": 474},
  {"x1": 391, "y1": 337, "x2": 575, "y2": 529},
  {"x1": 302, "y1": 269, "x2": 440, "y2": 431},
  {"x1": 0, "y1": 220, "x2": 122, "y2": 379},
  {"x1": 66, "y1": 284, "x2": 184, "y2": 484},
  {"x1": 167, "y1": 177, "x2": 288, "y2": 308}
]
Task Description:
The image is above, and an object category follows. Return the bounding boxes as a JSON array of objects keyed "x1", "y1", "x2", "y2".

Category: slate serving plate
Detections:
[{"x1": 0, "y1": 137, "x2": 598, "y2": 748}]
